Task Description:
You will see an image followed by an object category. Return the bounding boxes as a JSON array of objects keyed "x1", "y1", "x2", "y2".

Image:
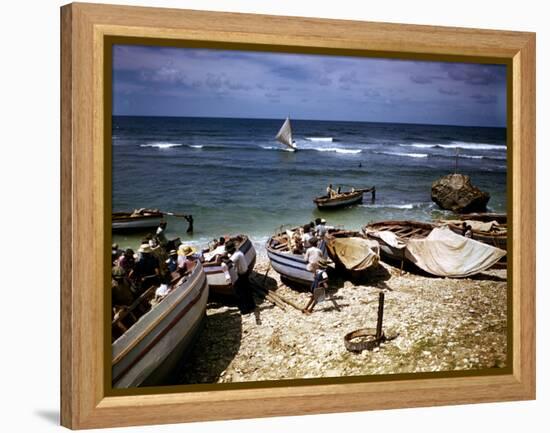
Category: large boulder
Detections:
[{"x1": 431, "y1": 174, "x2": 490, "y2": 213}]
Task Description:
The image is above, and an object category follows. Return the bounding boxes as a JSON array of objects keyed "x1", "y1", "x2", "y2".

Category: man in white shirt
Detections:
[
  {"x1": 226, "y1": 241, "x2": 255, "y2": 314},
  {"x1": 304, "y1": 237, "x2": 323, "y2": 272}
]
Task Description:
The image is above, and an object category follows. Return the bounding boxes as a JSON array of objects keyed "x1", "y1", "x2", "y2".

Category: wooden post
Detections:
[{"x1": 376, "y1": 291, "x2": 385, "y2": 340}]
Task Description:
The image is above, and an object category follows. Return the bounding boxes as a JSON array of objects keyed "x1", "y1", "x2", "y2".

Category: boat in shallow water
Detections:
[
  {"x1": 111, "y1": 262, "x2": 208, "y2": 388},
  {"x1": 313, "y1": 187, "x2": 375, "y2": 210},
  {"x1": 202, "y1": 235, "x2": 256, "y2": 297},
  {"x1": 112, "y1": 209, "x2": 164, "y2": 233}
]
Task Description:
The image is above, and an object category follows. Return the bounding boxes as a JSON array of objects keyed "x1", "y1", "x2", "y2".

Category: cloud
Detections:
[
  {"x1": 438, "y1": 87, "x2": 460, "y2": 96},
  {"x1": 471, "y1": 93, "x2": 497, "y2": 104},
  {"x1": 442, "y1": 63, "x2": 506, "y2": 86},
  {"x1": 364, "y1": 89, "x2": 381, "y2": 97},
  {"x1": 204, "y1": 73, "x2": 251, "y2": 91},
  {"x1": 339, "y1": 71, "x2": 360, "y2": 84},
  {"x1": 318, "y1": 76, "x2": 332, "y2": 86},
  {"x1": 270, "y1": 64, "x2": 313, "y2": 81},
  {"x1": 410, "y1": 74, "x2": 442, "y2": 84}
]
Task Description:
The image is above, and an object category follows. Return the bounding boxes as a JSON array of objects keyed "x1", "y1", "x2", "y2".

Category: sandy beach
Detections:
[{"x1": 179, "y1": 253, "x2": 507, "y2": 384}]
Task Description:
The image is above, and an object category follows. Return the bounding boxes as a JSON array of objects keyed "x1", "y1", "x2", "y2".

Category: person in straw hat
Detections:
[
  {"x1": 130, "y1": 244, "x2": 160, "y2": 293},
  {"x1": 177, "y1": 244, "x2": 198, "y2": 275}
]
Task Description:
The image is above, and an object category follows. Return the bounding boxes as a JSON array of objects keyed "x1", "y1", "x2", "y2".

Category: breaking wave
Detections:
[
  {"x1": 140, "y1": 142, "x2": 183, "y2": 149},
  {"x1": 376, "y1": 151, "x2": 428, "y2": 158},
  {"x1": 305, "y1": 137, "x2": 334, "y2": 142},
  {"x1": 399, "y1": 141, "x2": 506, "y2": 151}
]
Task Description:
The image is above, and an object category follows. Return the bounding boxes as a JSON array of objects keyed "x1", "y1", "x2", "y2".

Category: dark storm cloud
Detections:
[
  {"x1": 112, "y1": 45, "x2": 507, "y2": 126},
  {"x1": 471, "y1": 93, "x2": 498, "y2": 104},
  {"x1": 442, "y1": 63, "x2": 506, "y2": 86},
  {"x1": 438, "y1": 87, "x2": 460, "y2": 96}
]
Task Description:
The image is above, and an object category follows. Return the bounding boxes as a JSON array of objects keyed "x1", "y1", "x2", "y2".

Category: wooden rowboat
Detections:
[
  {"x1": 266, "y1": 229, "x2": 316, "y2": 287},
  {"x1": 441, "y1": 220, "x2": 507, "y2": 251},
  {"x1": 202, "y1": 235, "x2": 256, "y2": 297},
  {"x1": 112, "y1": 209, "x2": 164, "y2": 232},
  {"x1": 363, "y1": 220, "x2": 506, "y2": 277},
  {"x1": 363, "y1": 220, "x2": 435, "y2": 262},
  {"x1": 313, "y1": 187, "x2": 375, "y2": 210},
  {"x1": 112, "y1": 262, "x2": 208, "y2": 388}
]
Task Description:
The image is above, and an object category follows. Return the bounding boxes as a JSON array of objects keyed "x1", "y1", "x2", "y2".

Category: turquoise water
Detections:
[{"x1": 111, "y1": 116, "x2": 507, "y2": 253}]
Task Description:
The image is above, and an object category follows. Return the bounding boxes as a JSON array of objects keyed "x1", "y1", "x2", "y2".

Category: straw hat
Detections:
[
  {"x1": 178, "y1": 245, "x2": 197, "y2": 257},
  {"x1": 320, "y1": 218, "x2": 327, "y2": 224}
]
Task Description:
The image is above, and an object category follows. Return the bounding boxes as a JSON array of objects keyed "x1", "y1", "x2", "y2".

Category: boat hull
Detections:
[
  {"x1": 204, "y1": 237, "x2": 256, "y2": 297},
  {"x1": 112, "y1": 214, "x2": 163, "y2": 232},
  {"x1": 112, "y1": 262, "x2": 208, "y2": 388},
  {"x1": 266, "y1": 245, "x2": 314, "y2": 287},
  {"x1": 447, "y1": 225, "x2": 507, "y2": 251},
  {"x1": 314, "y1": 191, "x2": 364, "y2": 209}
]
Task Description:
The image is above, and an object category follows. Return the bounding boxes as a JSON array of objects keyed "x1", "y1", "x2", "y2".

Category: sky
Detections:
[{"x1": 113, "y1": 45, "x2": 507, "y2": 127}]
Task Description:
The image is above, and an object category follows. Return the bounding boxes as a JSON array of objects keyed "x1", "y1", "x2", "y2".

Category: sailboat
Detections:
[{"x1": 275, "y1": 117, "x2": 297, "y2": 151}]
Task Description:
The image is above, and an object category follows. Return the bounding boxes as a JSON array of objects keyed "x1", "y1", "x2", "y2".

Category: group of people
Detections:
[
  {"x1": 326, "y1": 184, "x2": 354, "y2": 198},
  {"x1": 286, "y1": 218, "x2": 332, "y2": 314},
  {"x1": 111, "y1": 221, "x2": 201, "y2": 315},
  {"x1": 112, "y1": 221, "x2": 256, "y2": 324}
]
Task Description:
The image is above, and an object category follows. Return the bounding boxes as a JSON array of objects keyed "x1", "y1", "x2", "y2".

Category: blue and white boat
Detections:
[{"x1": 266, "y1": 229, "x2": 316, "y2": 286}]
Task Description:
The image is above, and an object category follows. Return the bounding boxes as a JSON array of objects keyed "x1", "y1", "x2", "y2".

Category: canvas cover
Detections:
[
  {"x1": 405, "y1": 227, "x2": 506, "y2": 277},
  {"x1": 369, "y1": 230, "x2": 407, "y2": 249},
  {"x1": 328, "y1": 237, "x2": 380, "y2": 271},
  {"x1": 443, "y1": 219, "x2": 505, "y2": 233}
]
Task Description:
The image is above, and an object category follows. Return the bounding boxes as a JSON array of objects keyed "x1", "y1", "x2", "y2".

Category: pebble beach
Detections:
[{"x1": 179, "y1": 254, "x2": 508, "y2": 384}]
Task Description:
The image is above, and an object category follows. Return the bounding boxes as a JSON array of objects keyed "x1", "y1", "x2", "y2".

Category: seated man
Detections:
[
  {"x1": 130, "y1": 244, "x2": 160, "y2": 292},
  {"x1": 326, "y1": 183, "x2": 336, "y2": 198},
  {"x1": 177, "y1": 245, "x2": 198, "y2": 274},
  {"x1": 111, "y1": 265, "x2": 134, "y2": 306},
  {"x1": 165, "y1": 249, "x2": 178, "y2": 273},
  {"x1": 302, "y1": 224, "x2": 314, "y2": 249}
]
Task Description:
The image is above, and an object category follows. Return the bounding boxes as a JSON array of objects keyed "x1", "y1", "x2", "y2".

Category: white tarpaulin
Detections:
[
  {"x1": 405, "y1": 226, "x2": 506, "y2": 277},
  {"x1": 372, "y1": 230, "x2": 407, "y2": 249}
]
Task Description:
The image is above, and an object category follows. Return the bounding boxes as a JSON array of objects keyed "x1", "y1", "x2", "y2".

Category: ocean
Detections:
[{"x1": 111, "y1": 116, "x2": 507, "y2": 253}]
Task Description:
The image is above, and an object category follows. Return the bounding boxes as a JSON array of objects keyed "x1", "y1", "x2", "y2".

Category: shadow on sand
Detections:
[{"x1": 177, "y1": 307, "x2": 243, "y2": 384}]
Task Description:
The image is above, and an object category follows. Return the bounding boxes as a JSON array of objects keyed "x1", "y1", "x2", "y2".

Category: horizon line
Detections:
[{"x1": 111, "y1": 113, "x2": 506, "y2": 129}]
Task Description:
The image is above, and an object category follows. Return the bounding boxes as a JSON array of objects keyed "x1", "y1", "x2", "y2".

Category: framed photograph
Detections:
[{"x1": 61, "y1": 3, "x2": 535, "y2": 429}]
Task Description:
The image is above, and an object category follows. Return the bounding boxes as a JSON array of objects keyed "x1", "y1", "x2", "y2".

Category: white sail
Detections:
[{"x1": 275, "y1": 117, "x2": 296, "y2": 150}]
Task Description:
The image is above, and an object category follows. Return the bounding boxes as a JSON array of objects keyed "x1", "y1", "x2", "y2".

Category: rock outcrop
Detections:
[{"x1": 431, "y1": 174, "x2": 490, "y2": 213}]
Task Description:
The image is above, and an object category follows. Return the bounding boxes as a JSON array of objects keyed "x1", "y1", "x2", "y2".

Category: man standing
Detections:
[{"x1": 226, "y1": 241, "x2": 255, "y2": 315}]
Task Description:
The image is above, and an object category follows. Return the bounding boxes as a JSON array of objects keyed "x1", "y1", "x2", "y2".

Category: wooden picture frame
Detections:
[{"x1": 61, "y1": 2, "x2": 535, "y2": 429}]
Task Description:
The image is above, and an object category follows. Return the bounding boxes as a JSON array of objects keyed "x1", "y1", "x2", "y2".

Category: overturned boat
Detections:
[
  {"x1": 112, "y1": 209, "x2": 164, "y2": 232},
  {"x1": 266, "y1": 229, "x2": 316, "y2": 287},
  {"x1": 325, "y1": 230, "x2": 380, "y2": 275},
  {"x1": 314, "y1": 187, "x2": 375, "y2": 210},
  {"x1": 202, "y1": 235, "x2": 256, "y2": 297},
  {"x1": 112, "y1": 262, "x2": 208, "y2": 388},
  {"x1": 364, "y1": 221, "x2": 506, "y2": 277}
]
